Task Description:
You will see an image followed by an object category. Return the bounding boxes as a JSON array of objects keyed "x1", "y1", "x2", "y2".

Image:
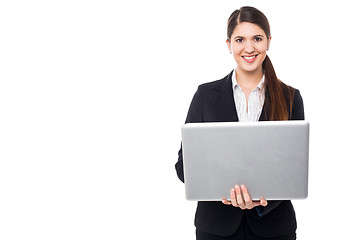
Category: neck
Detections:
[{"x1": 235, "y1": 68, "x2": 263, "y2": 90}]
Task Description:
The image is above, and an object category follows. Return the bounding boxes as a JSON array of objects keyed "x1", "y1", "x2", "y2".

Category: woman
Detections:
[{"x1": 175, "y1": 6, "x2": 304, "y2": 240}]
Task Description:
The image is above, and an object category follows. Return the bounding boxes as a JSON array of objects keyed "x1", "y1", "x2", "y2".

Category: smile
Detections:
[{"x1": 242, "y1": 54, "x2": 258, "y2": 63}]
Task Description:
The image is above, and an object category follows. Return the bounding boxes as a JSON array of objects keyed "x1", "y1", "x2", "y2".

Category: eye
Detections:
[
  {"x1": 254, "y1": 37, "x2": 263, "y2": 42},
  {"x1": 235, "y1": 38, "x2": 244, "y2": 43}
]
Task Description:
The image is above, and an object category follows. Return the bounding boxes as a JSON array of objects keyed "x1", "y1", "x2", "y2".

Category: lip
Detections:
[{"x1": 242, "y1": 54, "x2": 258, "y2": 63}]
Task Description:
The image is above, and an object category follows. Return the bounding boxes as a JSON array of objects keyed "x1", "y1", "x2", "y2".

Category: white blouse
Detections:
[{"x1": 232, "y1": 70, "x2": 265, "y2": 122}]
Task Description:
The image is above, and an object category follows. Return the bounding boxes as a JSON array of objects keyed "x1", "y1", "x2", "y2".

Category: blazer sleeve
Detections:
[
  {"x1": 291, "y1": 89, "x2": 305, "y2": 121},
  {"x1": 175, "y1": 87, "x2": 204, "y2": 183},
  {"x1": 254, "y1": 89, "x2": 305, "y2": 218}
]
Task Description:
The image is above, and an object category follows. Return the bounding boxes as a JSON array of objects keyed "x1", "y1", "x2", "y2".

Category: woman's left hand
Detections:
[{"x1": 222, "y1": 184, "x2": 267, "y2": 210}]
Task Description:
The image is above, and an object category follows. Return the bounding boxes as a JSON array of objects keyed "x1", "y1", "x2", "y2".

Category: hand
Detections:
[{"x1": 222, "y1": 184, "x2": 267, "y2": 210}]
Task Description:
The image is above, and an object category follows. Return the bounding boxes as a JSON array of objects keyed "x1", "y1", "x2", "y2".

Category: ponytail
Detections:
[{"x1": 263, "y1": 56, "x2": 295, "y2": 120}]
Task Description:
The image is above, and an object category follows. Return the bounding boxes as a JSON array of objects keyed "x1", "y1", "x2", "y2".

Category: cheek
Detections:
[
  {"x1": 256, "y1": 44, "x2": 268, "y2": 54},
  {"x1": 231, "y1": 43, "x2": 242, "y2": 52}
]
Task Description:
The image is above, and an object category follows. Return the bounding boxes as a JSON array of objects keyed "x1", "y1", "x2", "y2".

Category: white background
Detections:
[{"x1": 1, "y1": 0, "x2": 359, "y2": 239}]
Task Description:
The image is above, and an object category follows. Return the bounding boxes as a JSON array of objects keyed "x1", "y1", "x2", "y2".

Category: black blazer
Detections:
[{"x1": 175, "y1": 71, "x2": 305, "y2": 238}]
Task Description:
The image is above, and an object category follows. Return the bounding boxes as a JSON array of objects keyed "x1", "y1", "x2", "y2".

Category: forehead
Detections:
[{"x1": 231, "y1": 22, "x2": 266, "y2": 38}]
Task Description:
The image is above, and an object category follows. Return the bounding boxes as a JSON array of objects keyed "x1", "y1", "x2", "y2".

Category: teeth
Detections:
[{"x1": 243, "y1": 55, "x2": 256, "y2": 60}]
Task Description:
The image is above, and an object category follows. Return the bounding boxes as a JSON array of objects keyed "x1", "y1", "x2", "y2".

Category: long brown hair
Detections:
[{"x1": 227, "y1": 6, "x2": 294, "y2": 120}]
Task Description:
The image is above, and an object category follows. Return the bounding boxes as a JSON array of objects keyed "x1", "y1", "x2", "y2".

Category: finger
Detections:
[
  {"x1": 235, "y1": 185, "x2": 245, "y2": 208},
  {"x1": 230, "y1": 188, "x2": 239, "y2": 207},
  {"x1": 222, "y1": 198, "x2": 232, "y2": 205},
  {"x1": 241, "y1": 185, "x2": 252, "y2": 206},
  {"x1": 260, "y1": 197, "x2": 268, "y2": 207}
]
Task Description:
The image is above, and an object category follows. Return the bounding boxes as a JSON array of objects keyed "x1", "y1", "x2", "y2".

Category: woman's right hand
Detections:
[{"x1": 222, "y1": 184, "x2": 267, "y2": 210}]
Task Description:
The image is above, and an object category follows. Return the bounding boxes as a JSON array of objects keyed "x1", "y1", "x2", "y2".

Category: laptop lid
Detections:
[{"x1": 181, "y1": 120, "x2": 309, "y2": 201}]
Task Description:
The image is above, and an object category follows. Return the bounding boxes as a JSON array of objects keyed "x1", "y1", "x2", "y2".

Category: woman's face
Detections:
[{"x1": 226, "y1": 22, "x2": 271, "y2": 75}]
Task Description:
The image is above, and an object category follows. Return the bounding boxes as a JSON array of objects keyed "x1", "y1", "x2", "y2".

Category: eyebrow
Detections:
[{"x1": 234, "y1": 34, "x2": 265, "y2": 39}]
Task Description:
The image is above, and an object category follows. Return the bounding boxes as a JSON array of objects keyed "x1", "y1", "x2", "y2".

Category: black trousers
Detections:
[{"x1": 196, "y1": 216, "x2": 296, "y2": 240}]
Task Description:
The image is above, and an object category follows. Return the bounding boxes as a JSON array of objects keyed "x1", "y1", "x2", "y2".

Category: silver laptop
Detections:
[{"x1": 181, "y1": 120, "x2": 309, "y2": 201}]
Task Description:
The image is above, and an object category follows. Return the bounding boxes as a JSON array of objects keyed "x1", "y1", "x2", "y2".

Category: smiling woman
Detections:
[
  {"x1": 226, "y1": 6, "x2": 293, "y2": 121},
  {"x1": 175, "y1": 6, "x2": 304, "y2": 240}
]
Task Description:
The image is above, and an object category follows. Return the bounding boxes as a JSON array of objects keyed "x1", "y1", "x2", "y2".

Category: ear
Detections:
[
  {"x1": 267, "y1": 35, "x2": 272, "y2": 50},
  {"x1": 226, "y1": 39, "x2": 232, "y2": 54}
]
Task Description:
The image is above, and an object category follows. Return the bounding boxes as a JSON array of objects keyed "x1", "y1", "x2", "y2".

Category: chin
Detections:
[{"x1": 239, "y1": 65, "x2": 262, "y2": 73}]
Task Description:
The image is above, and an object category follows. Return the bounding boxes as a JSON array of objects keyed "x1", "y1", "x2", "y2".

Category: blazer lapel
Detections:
[
  {"x1": 258, "y1": 107, "x2": 267, "y2": 121},
  {"x1": 259, "y1": 87, "x2": 270, "y2": 121},
  {"x1": 214, "y1": 71, "x2": 270, "y2": 122},
  {"x1": 214, "y1": 71, "x2": 238, "y2": 122}
]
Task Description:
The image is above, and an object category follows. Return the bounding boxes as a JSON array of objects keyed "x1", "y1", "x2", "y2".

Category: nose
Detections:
[{"x1": 244, "y1": 41, "x2": 255, "y2": 53}]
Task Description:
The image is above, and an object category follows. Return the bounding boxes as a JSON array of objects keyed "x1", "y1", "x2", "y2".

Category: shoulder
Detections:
[
  {"x1": 197, "y1": 78, "x2": 225, "y2": 93},
  {"x1": 196, "y1": 71, "x2": 232, "y2": 94},
  {"x1": 279, "y1": 81, "x2": 302, "y2": 102},
  {"x1": 279, "y1": 81, "x2": 304, "y2": 120}
]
